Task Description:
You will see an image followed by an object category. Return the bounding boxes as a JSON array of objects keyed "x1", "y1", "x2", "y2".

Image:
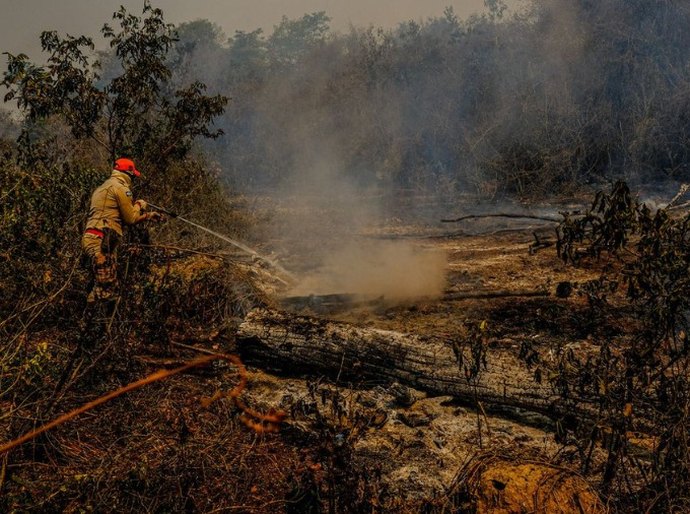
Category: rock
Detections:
[{"x1": 448, "y1": 458, "x2": 606, "y2": 514}]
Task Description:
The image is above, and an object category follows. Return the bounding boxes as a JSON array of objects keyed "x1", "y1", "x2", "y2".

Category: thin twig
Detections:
[
  {"x1": 3, "y1": 260, "x2": 78, "y2": 356},
  {"x1": 0, "y1": 175, "x2": 28, "y2": 203},
  {"x1": 0, "y1": 454, "x2": 7, "y2": 490},
  {"x1": 106, "y1": 254, "x2": 131, "y2": 335},
  {"x1": 477, "y1": 400, "x2": 492, "y2": 437},
  {"x1": 171, "y1": 341, "x2": 225, "y2": 356}
]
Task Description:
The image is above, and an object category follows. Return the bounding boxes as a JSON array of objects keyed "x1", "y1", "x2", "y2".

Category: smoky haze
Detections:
[
  {"x1": 5, "y1": 0, "x2": 690, "y2": 302},
  {"x1": 0, "y1": 0, "x2": 509, "y2": 59},
  {"x1": 0, "y1": 1, "x2": 509, "y2": 302},
  {"x1": 266, "y1": 131, "x2": 448, "y2": 301},
  {"x1": 158, "y1": 0, "x2": 690, "y2": 301}
]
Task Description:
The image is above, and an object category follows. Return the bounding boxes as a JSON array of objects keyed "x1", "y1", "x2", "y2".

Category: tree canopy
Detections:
[{"x1": 2, "y1": 2, "x2": 227, "y2": 169}]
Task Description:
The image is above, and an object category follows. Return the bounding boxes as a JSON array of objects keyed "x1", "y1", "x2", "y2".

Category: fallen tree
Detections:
[{"x1": 237, "y1": 308, "x2": 571, "y2": 420}]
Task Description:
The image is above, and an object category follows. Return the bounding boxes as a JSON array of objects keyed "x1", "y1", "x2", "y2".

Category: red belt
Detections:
[{"x1": 85, "y1": 228, "x2": 105, "y2": 238}]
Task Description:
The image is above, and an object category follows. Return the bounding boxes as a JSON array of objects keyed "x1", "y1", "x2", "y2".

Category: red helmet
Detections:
[{"x1": 113, "y1": 157, "x2": 141, "y2": 177}]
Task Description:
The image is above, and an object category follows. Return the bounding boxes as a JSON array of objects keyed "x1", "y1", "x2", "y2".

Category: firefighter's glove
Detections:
[
  {"x1": 135, "y1": 199, "x2": 148, "y2": 211},
  {"x1": 146, "y1": 212, "x2": 164, "y2": 223}
]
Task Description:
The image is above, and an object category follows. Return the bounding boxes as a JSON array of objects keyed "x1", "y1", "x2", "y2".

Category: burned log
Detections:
[
  {"x1": 237, "y1": 309, "x2": 566, "y2": 419},
  {"x1": 442, "y1": 289, "x2": 550, "y2": 301},
  {"x1": 441, "y1": 213, "x2": 560, "y2": 223},
  {"x1": 280, "y1": 293, "x2": 383, "y2": 313},
  {"x1": 281, "y1": 290, "x2": 551, "y2": 313}
]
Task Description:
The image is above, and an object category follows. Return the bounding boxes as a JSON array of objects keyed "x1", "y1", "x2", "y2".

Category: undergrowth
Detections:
[{"x1": 544, "y1": 182, "x2": 690, "y2": 512}]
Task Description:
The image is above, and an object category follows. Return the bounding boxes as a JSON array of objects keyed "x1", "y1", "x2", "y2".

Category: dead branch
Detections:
[
  {"x1": 280, "y1": 293, "x2": 383, "y2": 312},
  {"x1": 666, "y1": 183, "x2": 690, "y2": 209},
  {"x1": 442, "y1": 289, "x2": 550, "y2": 301},
  {"x1": 667, "y1": 200, "x2": 690, "y2": 211},
  {"x1": 171, "y1": 340, "x2": 228, "y2": 356},
  {"x1": 441, "y1": 213, "x2": 561, "y2": 223},
  {"x1": 529, "y1": 231, "x2": 555, "y2": 254}
]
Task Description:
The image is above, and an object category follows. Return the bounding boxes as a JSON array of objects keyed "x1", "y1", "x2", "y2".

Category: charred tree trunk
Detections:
[{"x1": 237, "y1": 309, "x2": 570, "y2": 419}]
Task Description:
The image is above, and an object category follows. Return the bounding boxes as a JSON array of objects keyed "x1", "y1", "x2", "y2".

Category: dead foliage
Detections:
[
  {"x1": 0, "y1": 253, "x2": 299, "y2": 513},
  {"x1": 0, "y1": 352, "x2": 286, "y2": 456},
  {"x1": 547, "y1": 181, "x2": 690, "y2": 512},
  {"x1": 0, "y1": 174, "x2": 284, "y2": 512},
  {"x1": 1, "y1": 374, "x2": 305, "y2": 513},
  {"x1": 284, "y1": 382, "x2": 386, "y2": 513},
  {"x1": 556, "y1": 181, "x2": 642, "y2": 265}
]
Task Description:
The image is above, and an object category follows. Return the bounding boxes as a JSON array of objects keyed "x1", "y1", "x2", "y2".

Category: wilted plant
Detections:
[{"x1": 551, "y1": 182, "x2": 690, "y2": 512}]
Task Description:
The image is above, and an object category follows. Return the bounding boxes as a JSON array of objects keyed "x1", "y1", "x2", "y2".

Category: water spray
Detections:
[{"x1": 147, "y1": 202, "x2": 295, "y2": 285}]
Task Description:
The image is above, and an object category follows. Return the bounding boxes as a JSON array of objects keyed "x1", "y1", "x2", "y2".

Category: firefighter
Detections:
[{"x1": 82, "y1": 157, "x2": 161, "y2": 302}]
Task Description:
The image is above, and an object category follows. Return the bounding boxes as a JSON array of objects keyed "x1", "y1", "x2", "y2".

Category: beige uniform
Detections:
[
  {"x1": 85, "y1": 171, "x2": 146, "y2": 236},
  {"x1": 82, "y1": 170, "x2": 148, "y2": 301}
]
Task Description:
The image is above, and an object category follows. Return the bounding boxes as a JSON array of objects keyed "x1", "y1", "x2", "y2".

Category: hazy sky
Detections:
[{"x1": 0, "y1": 0, "x2": 502, "y2": 59}]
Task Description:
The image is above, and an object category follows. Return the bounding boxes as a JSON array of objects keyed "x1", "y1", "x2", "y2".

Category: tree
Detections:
[
  {"x1": 169, "y1": 19, "x2": 228, "y2": 92},
  {"x1": 2, "y1": 2, "x2": 227, "y2": 170},
  {"x1": 228, "y1": 29, "x2": 267, "y2": 84},
  {"x1": 267, "y1": 12, "x2": 331, "y2": 68}
]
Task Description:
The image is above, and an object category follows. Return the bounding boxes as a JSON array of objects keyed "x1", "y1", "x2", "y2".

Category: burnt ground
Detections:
[
  {"x1": 253, "y1": 212, "x2": 618, "y2": 512},
  {"x1": 1, "y1": 209, "x2": 623, "y2": 513}
]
